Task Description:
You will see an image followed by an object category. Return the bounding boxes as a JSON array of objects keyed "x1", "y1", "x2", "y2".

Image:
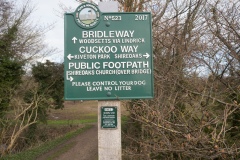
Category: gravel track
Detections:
[{"x1": 37, "y1": 124, "x2": 98, "y2": 160}]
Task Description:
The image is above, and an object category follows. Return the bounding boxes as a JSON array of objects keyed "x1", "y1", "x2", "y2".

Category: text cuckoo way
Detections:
[{"x1": 79, "y1": 45, "x2": 139, "y2": 54}]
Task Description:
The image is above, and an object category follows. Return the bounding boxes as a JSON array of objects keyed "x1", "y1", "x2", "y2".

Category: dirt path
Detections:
[{"x1": 37, "y1": 124, "x2": 98, "y2": 160}]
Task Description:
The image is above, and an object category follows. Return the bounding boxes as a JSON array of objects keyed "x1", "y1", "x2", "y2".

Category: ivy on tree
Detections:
[
  {"x1": 0, "y1": 21, "x2": 24, "y2": 118},
  {"x1": 31, "y1": 60, "x2": 64, "y2": 110}
]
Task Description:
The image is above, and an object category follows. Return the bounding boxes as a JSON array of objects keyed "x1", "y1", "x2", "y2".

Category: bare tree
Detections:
[
  {"x1": 1, "y1": 79, "x2": 45, "y2": 155},
  {"x1": 0, "y1": 0, "x2": 58, "y2": 156},
  {"x1": 121, "y1": 0, "x2": 240, "y2": 159}
]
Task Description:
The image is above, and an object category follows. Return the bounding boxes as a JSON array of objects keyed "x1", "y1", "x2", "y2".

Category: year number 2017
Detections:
[{"x1": 135, "y1": 15, "x2": 148, "y2": 21}]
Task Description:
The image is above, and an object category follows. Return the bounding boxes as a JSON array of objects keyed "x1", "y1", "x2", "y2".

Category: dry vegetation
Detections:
[
  {"x1": 119, "y1": 0, "x2": 240, "y2": 159},
  {"x1": 49, "y1": 101, "x2": 98, "y2": 120},
  {"x1": 1, "y1": 100, "x2": 98, "y2": 156}
]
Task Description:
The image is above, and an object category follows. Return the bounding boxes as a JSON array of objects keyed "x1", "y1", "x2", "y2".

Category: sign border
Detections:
[{"x1": 64, "y1": 6, "x2": 154, "y2": 100}]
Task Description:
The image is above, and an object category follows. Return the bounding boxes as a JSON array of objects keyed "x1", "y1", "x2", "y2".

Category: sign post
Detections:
[
  {"x1": 98, "y1": 3, "x2": 121, "y2": 160},
  {"x1": 64, "y1": 3, "x2": 153, "y2": 100},
  {"x1": 64, "y1": 1, "x2": 153, "y2": 160},
  {"x1": 98, "y1": 100, "x2": 121, "y2": 160}
]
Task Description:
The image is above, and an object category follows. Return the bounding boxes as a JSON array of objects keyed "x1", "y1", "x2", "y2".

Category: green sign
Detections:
[
  {"x1": 101, "y1": 106, "x2": 117, "y2": 129},
  {"x1": 64, "y1": 3, "x2": 153, "y2": 100}
]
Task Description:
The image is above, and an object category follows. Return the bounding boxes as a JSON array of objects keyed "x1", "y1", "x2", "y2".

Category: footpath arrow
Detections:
[
  {"x1": 67, "y1": 54, "x2": 74, "y2": 60},
  {"x1": 72, "y1": 37, "x2": 77, "y2": 44},
  {"x1": 143, "y1": 53, "x2": 150, "y2": 59},
  {"x1": 69, "y1": 76, "x2": 74, "y2": 82},
  {"x1": 66, "y1": 71, "x2": 74, "y2": 82}
]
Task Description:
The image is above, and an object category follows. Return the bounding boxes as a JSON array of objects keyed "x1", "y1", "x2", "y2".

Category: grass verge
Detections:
[
  {"x1": 45, "y1": 141, "x2": 77, "y2": 160},
  {"x1": 1, "y1": 125, "x2": 92, "y2": 160},
  {"x1": 47, "y1": 119, "x2": 97, "y2": 125}
]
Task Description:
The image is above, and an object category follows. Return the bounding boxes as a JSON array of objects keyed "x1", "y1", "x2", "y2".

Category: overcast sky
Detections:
[
  {"x1": 16, "y1": 0, "x2": 82, "y2": 63},
  {"x1": 32, "y1": 0, "x2": 80, "y2": 63}
]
